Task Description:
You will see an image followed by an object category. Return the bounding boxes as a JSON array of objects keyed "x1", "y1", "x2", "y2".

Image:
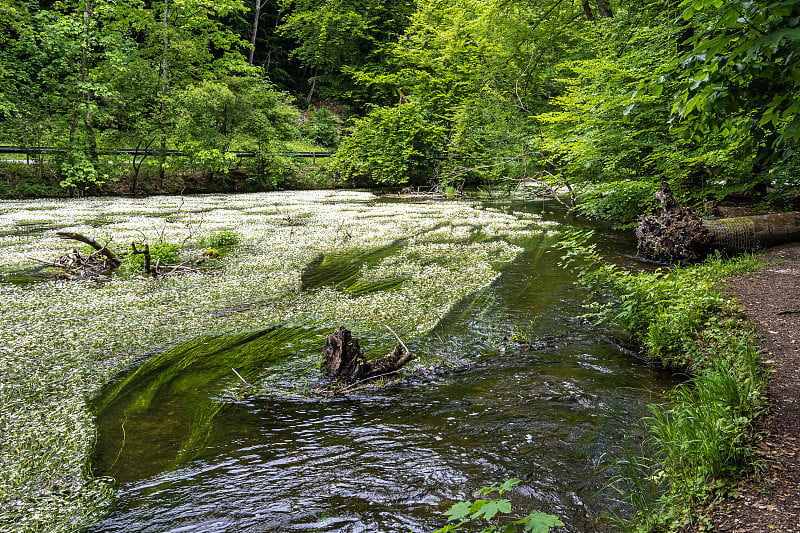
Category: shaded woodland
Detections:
[{"x1": 0, "y1": 0, "x2": 798, "y2": 218}]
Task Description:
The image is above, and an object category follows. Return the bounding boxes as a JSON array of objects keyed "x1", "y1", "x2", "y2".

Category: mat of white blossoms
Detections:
[{"x1": 0, "y1": 190, "x2": 559, "y2": 530}]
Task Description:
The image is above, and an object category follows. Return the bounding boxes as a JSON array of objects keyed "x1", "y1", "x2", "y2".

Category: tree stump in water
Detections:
[{"x1": 321, "y1": 326, "x2": 415, "y2": 383}]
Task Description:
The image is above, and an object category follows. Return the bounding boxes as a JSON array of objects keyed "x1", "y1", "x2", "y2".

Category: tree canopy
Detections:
[{"x1": 0, "y1": 0, "x2": 797, "y2": 211}]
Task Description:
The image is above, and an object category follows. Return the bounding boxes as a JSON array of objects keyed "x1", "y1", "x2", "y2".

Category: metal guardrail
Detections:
[{"x1": 0, "y1": 146, "x2": 333, "y2": 158}]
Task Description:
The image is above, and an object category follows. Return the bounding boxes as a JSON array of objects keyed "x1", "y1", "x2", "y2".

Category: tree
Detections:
[
  {"x1": 663, "y1": 0, "x2": 800, "y2": 173},
  {"x1": 334, "y1": 0, "x2": 597, "y2": 187},
  {"x1": 277, "y1": 0, "x2": 415, "y2": 103}
]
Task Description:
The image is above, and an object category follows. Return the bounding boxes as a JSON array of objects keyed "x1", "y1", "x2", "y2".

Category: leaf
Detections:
[
  {"x1": 650, "y1": 83, "x2": 663, "y2": 98},
  {"x1": 472, "y1": 499, "x2": 512, "y2": 521},
  {"x1": 443, "y1": 501, "x2": 473, "y2": 522},
  {"x1": 499, "y1": 478, "x2": 521, "y2": 492},
  {"x1": 523, "y1": 511, "x2": 565, "y2": 533}
]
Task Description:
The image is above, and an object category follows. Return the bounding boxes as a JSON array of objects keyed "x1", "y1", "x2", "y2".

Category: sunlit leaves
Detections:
[
  {"x1": 668, "y1": 0, "x2": 800, "y2": 150},
  {"x1": 434, "y1": 478, "x2": 562, "y2": 533}
]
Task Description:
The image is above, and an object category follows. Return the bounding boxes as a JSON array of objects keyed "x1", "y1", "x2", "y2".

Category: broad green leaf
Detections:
[
  {"x1": 524, "y1": 511, "x2": 565, "y2": 533},
  {"x1": 443, "y1": 501, "x2": 472, "y2": 522},
  {"x1": 499, "y1": 478, "x2": 521, "y2": 492},
  {"x1": 472, "y1": 499, "x2": 512, "y2": 521}
]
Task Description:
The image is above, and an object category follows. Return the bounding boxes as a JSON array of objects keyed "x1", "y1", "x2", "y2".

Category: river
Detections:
[{"x1": 78, "y1": 193, "x2": 675, "y2": 532}]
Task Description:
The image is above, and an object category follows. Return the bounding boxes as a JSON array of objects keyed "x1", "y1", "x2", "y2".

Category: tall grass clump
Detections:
[{"x1": 558, "y1": 231, "x2": 768, "y2": 531}]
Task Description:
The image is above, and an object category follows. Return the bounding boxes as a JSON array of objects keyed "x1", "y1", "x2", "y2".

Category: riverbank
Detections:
[{"x1": 706, "y1": 242, "x2": 800, "y2": 532}]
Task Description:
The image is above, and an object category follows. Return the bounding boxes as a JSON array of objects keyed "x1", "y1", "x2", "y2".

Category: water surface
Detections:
[{"x1": 89, "y1": 197, "x2": 675, "y2": 532}]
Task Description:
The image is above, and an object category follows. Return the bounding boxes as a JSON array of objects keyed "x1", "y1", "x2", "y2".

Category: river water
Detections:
[{"x1": 88, "y1": 196, "x2": 675, "y2": 532}]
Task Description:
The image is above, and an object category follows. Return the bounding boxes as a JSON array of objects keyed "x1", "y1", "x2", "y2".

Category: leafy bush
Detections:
[
  {"x1": 433, "y1": 479, "x2": 563, "y2": 533},
  {"x1": 302, "y1": 108, "x2": 340, "y2": 149},
  {"x1": 334, "y1": 101, "x2": 446, "y2": 186},
  {"x1": 576, "y1": 180, "x2": 659, "y2": 224},
  {"x1": 123, "y1": 241, "x2": 180, "y2": 274},
  {"x1": 201, "y1": 229, "x2": 241, "y2": 248},
  {"x1": 762, "y1": 154, "x2": 800, "y2": 210}
]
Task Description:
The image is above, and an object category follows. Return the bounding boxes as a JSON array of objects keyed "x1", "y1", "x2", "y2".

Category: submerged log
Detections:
[
  {"x1": 321, "y1": 326, "x2": 416, "y2": 383},
  {"x1": 637, "y1": 182, "x2": 800, "y2": 263}
]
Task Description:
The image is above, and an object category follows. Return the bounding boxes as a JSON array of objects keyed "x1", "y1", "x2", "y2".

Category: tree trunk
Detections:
[
  {"x1": 596, "y1": 0, "x2": 613, "y2": 18},
  {"x1": 248, "y1": 0, "x2": 262, "y2": 66},
  {"x1": 637, "y1": 182, "x2": 800, "y2": 262},
  {"x1": 81, "y1": 1, "x2": 97, "y2": 164},
  {"x1": 158, "y1": 1, "x2": 170, "y2": 191},
  {"x1": 705, "y1": 212, "x2": 800, "y2": 251},
  {"x1": 321, "y1": 326, "x2": 415, "y2": 383},
  {"x1": 582, "y1": 1, "x2": 595, "y2": 21}
]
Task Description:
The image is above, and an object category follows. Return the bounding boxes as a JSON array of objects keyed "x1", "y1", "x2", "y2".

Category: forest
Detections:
[
  {"x1": 2, "y1": 1, "x2": 800, "y2": 532},
  {"x1": 0, "y1": 0, "x2": 798, "y2": 218}
]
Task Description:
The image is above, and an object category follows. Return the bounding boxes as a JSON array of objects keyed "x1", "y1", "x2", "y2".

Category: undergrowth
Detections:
[
  {"x1": 432, "y1": 479, "x2": 564, "y2": 533},
  {"x1": 557, "y1": 231, "x2": 768, "y2": 531}
]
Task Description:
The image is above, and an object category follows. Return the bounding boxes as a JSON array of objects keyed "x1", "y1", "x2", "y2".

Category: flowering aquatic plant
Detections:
[{"x1": 0, "y1": 190, "x2": 557, "y2": 530}]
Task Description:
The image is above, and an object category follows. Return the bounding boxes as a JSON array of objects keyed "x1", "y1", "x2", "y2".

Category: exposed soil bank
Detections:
[{"x1": 707, "y1": 243, "x2": 800, "y2": 532}]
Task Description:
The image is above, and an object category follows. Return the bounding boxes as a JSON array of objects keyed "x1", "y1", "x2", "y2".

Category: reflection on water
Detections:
[{"x1": 90, "y1": 198, "x2": 675, "y2": 532}]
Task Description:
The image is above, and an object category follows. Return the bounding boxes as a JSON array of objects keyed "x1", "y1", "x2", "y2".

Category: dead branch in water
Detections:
[
  {"x1": 30, "y1": 233, "x2": 209, "y2": 282},
  {"x1": 57, "y1": 231, "x2": 122, "y2": 268}
]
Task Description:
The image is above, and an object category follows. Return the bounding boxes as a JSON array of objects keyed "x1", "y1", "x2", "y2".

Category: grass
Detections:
[
  {"x1": 558, "y1": 232, "x2": 768, "y2": 530},
  {"x1": 0, "y1": 190, "x2": 555, "y2": 532}
]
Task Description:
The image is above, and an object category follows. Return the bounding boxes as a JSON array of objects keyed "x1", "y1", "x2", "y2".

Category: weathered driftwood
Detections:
[
  {"x1": 637, "y1": 182, "x2": 800, "y2": 263},
  {"x1": 321, "y1": 326, "x2": 415, "y2": 383},
  {"x1": 57, "y1": 231, "x2": 122, "y2": 268},
  {"x1": 28, "y1": 248, "x2": 113, "y2": 282},
  {"x1": 33, "y1": 233, "x2": 205, "y2": 281}
]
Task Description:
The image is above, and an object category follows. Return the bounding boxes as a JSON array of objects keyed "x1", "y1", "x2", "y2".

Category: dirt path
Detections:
[{"x1": 708, "y1": 243, "x2": 800, "y2": 532}]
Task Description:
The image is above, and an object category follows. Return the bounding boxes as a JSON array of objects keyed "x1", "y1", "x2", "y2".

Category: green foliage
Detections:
[
  {"x1": 58, "y1": 150, "x2": 112, "y2": 194},
  {"x1": 301, "y1": 108, "x2": 339, "y2": 149},
  {"x1": 558, "y1": 232, "x2": 768, "y2": 530},
  {"x1": 665, "y1": 0, "x2": 800, "y2": 150},
  {"x1": 576, "y1": 181, "x2": 660, "y2": 224},
  {"x1": 123, "y1": 241, "x2": 181, "y2": 274},
  {"x1": 433, "y1": 479, "x2": 564, "y2": 533},
  {"x1": 334, "y1": 101, "x2": 446, "y2": 185},
  {"x1": 278, "y1": 0, "x2": 415, "y2": 101},
  {"x1": 762, "y1": 154, "x2": 800, "y2": 210},
  {"x1": 201, "y1": 229, "x2": 241, "y2": 248},
  {"x1": 172, "y1": 76, "x2": 299, "y2": 179}
]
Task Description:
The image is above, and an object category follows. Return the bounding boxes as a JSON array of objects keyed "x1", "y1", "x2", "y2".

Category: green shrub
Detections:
[
  {"x1": 432, "y1": 479, "x2": 563, "y2": 533},
  {"x1": 334, "y1": 101, "x2": 446, "y2": 186},
  {"x1": 123, "y1": 241, "x2": 180, "y2": 274},
  {"x1": 201, "y1": 229, "x2": 241, "y2": 248},
  {"x1": 302, "y1": 108, "x2": 340, "y2": 149},
  {"x1": 576, "y1": 180, "x2": 660, "y2": 224}
]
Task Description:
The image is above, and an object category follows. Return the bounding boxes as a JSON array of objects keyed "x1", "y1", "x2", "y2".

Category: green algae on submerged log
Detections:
[{"x1": 93, "y1": 325, "x2": 327, "y2": 481}]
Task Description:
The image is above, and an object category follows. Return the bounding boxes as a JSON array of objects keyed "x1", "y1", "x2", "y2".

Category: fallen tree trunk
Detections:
[
  {"x1": 57, "y1": 231, "x2": 122, "y2": 268},
  {"x1": 321, "y1": 326, "x2": 415, "y2": 383},
  {"x1": 705, "y1": 211, "x2": 800, "y2": 252},
  {"x1": 637, "y1": 182, "x2": 800, "y2": 262}
]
